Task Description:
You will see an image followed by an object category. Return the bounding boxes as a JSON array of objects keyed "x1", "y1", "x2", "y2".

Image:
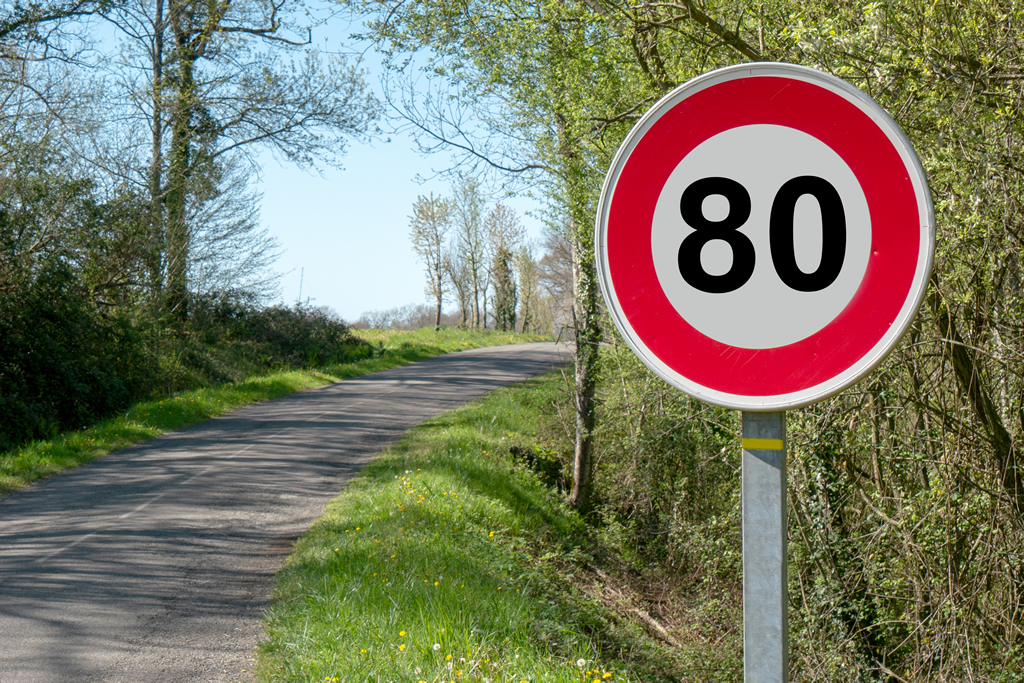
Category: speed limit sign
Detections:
[{"x1": 596, "y1": 63, "x2": 935, "y2": 411}]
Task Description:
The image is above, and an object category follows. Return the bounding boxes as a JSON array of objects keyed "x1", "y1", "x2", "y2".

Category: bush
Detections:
[
  {"x1": 186, "y1": 294, "x2": 372, "y2": 367},
  {"x1": 0, "y1": 261, "x2": 153, "y2": 451},
  {"x1": 0, "y1": 283, "x2": 372, "y2": 454}
]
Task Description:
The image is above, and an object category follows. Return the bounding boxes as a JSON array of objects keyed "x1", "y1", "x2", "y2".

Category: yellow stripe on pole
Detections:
[{"x1": 742, "y1": 438, "x2": 785, "y2": 451}]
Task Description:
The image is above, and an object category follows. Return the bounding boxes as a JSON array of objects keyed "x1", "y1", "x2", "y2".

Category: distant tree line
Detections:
[
  {"x1": 406, "y1": 177, "x2": 572, "y2": 335},
  {"x1": 349, "y1": 303, "x2": 462, "y2": 331}
]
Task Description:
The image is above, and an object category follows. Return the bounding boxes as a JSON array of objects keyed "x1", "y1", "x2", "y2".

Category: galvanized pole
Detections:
[{"x1": 741, "y1": 411, "x2": 788, "y2": 683}]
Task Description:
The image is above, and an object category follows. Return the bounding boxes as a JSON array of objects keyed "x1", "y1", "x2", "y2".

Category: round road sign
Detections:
[{"x1": 596, "y1": 63, "x2": 934, "y2": 411}]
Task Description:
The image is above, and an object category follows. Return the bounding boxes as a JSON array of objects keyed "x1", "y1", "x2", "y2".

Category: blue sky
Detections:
[{"x1": 255, "y1": 31, "x2": 546, "y2": 322}]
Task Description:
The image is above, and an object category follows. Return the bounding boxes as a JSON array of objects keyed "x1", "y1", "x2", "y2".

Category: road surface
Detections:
[{"x1": 0, "y1": 342, "x2": 567, "y2": 682}]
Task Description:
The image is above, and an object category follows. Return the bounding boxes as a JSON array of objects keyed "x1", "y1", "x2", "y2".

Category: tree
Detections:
[
  {"x1": 451, "y1": 175, "x2": 487, "y2": 327},
  {"x1": 104, "y1": 0, "x2": 378, "y2": 320},
  {"x1": 513, "y1": 242, "x2": 540, "y2": 333},
  {"x1": 0, "y1": 0, "x2": 112, "y2": 41},
  {"x1": 343, "y1": 0, "x2": 644, "y2": 512},
  {"x1": 0, "y1": 0, "x2": 103, "y2": 164},
  {"x1": 186, "y1": 156, "x2": 281, "y2": 302},
  {"x1": 0, "y1": 138, "x2": 156, "y2": 449},
  {"x1": 409, "y1": 192, "x2": 453, "y2": 330},
  {"x1": 490, "y1": 246, "x2": 515, "y2": 331},
  {"x1": 538, "y1": 231, "x2": 572, "y2": 336},
  {"x1": 445, "y1": 244, "x2": 473, "y2": 327},
  {"x1": 485, "y1": 202, "x2": 523, "y2": 331}
]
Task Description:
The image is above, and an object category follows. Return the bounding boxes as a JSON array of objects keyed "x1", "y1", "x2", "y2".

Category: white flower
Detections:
[
  {"x1": 415, "y1": 668, "x2": 422, "y2": 674},
  {"x1": 433, "y1": 643, "x2": 441, "y2": 651},
  {"x1": 576, "y1": 659, "x2": 587, "y2": 668}
]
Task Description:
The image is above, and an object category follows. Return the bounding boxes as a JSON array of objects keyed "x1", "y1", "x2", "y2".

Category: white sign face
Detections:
[
  {"x1": 595, "y1": 63, "x2": 935, "y2": 411},
  {"x1": 651, "y1": 124, "x2": 872, "y2": 349}
]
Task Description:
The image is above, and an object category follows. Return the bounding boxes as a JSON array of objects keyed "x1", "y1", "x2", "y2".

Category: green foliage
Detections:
[
  {"x1": 491, "y1": 244, "x2": 516, "y2": 331},
  {"x1": 0, "y1": 261, "x2": 153, "y2": 451},
  {"x1": 588, "y1": 343, "x2": 738, "y2": 573},
  {"x1": 0, "y1": 143, "x2": 154, "y2": 451},
  {"x1": 187, "y1": 295, "x2": 371, "y2": 368},
  {"x1": 0, "y1": 277, "x2": 370, "y2": 453}
]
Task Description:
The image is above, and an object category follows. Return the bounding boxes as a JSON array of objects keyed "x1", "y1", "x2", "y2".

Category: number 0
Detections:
[
  {"x1": 678, "y1": 175, "x2": 847, "y2": 293},
  {"x1": 770, "y1": 176, "x2": 846, "y2": 292}
]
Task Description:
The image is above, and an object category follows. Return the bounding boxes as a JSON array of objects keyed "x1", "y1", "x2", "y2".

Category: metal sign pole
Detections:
[{"x1": 741, "y1": 411, "x2": 788, "y2": 683}]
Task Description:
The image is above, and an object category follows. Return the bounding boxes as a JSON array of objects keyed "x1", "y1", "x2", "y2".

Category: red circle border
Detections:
[{"x1": 605, "y1": 75, "x2": 921, "y2": 397}]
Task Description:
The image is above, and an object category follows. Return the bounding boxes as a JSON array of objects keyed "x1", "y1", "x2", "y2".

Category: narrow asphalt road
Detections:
[{"x1": 0, "y1": 342, "x2": 567, "y2": 682}]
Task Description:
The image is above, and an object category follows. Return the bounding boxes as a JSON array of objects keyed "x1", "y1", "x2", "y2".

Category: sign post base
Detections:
[{"x1": 742, "y1": 411, "x2": 788, "y2": 683}]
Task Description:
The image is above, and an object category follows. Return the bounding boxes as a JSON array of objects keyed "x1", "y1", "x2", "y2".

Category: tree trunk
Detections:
[
  {"x1": 569, "y1": 230, "x2": 600, "y2": 514},
  {"x1": 481, "y1": 285, "x2": 488, "y2": 328},
  {"x1": 558, "y1": 113, "x2": 599, "y2": 515},
  {"x1": 471, "y1": 260, "x2": 481, "y2": 327},
  {"x1": 165, "y1": 0, "x2": 194, "y2": 323},
  {"x1": 147, "y1": 0, "x2": 165, "y2": 306}
]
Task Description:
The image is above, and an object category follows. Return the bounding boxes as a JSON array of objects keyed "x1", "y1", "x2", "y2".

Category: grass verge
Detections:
[
  {"x1": 0, "y1": 328, "x2": 548, "y2": 499},
  {"x1": 257, "y1": 370, "x2": 685, "y2": 683}
]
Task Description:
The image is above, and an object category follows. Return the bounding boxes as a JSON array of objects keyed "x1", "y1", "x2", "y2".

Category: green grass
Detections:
[
  {"x1": 348, "y1": 328, "x2": 549, "y2": 375},
  {"x1": 258, "y1": 371, "x2": 681, "y2": 683},
  {"x1": 0, "y1": 328, "x2": 548, "y2": 499}
]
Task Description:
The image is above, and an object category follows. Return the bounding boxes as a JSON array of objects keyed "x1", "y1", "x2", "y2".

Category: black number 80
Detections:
[{"x1": 678, "y1": 176, "x2": 847, "y2": 294}]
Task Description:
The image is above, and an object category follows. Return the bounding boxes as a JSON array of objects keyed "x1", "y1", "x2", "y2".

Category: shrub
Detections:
[
  {"x1": 0, "y1": 261, "x2": 152, "y2": 450},
  {"x1": 186, "y1": 294, "x2": 372, "y2": 367}
]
